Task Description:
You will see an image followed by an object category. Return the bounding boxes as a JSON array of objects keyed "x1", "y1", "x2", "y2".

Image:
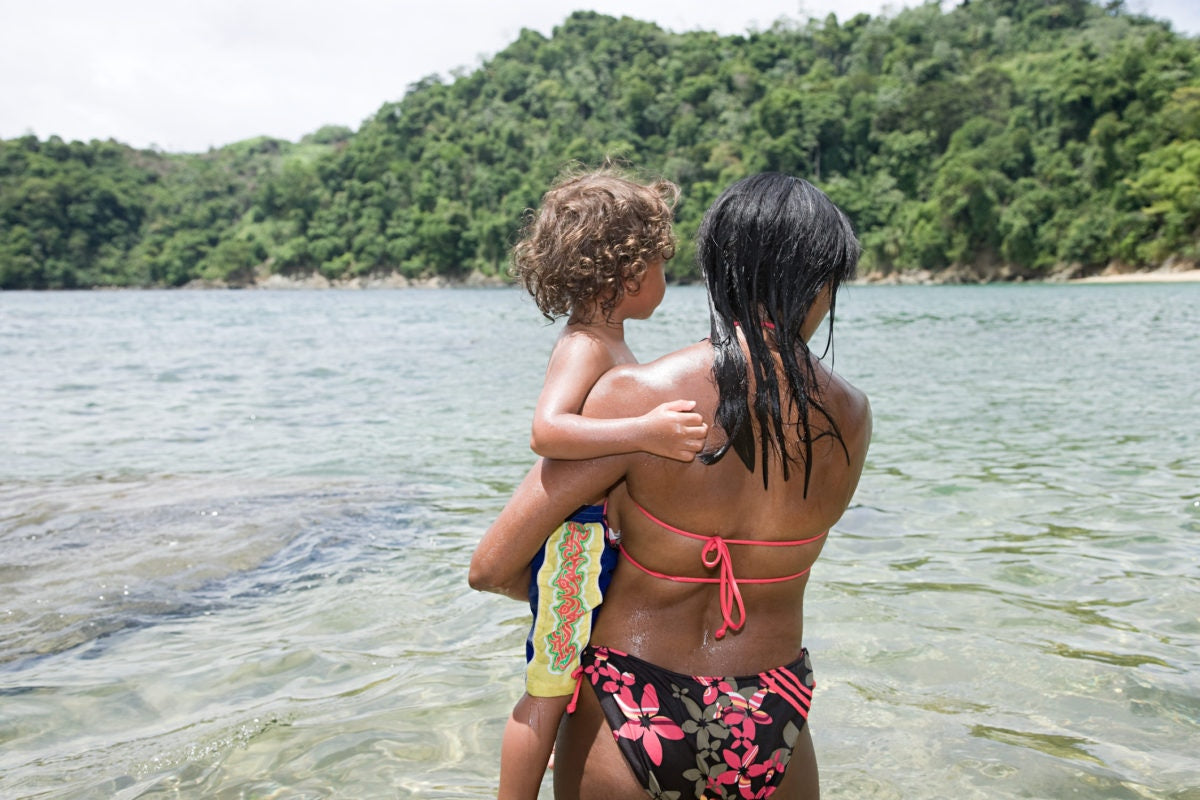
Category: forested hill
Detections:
[{"x1": 2, "y1": 0, "x2": 1198, "y2": 290}]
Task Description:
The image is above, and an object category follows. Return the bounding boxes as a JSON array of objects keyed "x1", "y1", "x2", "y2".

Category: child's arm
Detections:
[{"x1": 530, "y1": 335, "x2": 707, "y2": 462}]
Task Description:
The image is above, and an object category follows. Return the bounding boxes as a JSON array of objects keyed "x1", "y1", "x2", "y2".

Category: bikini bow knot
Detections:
[{"x1": 701, "y1": 536, "x2": 746, "y2": 639}]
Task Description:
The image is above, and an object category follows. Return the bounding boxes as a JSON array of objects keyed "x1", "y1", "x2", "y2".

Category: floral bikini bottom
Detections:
[{"x1": 579, "y1": 645, "x2": 815, "y2": 799}]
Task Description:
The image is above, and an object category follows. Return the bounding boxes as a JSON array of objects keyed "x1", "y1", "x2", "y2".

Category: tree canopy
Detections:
[{"x1": 2, "y1": 0, "x2": 1197, "y2": 289}]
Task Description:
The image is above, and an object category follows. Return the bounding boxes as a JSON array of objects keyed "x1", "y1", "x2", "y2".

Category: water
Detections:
[{"x1": 1, "y1": 284, "x2": 1197, "y2": 799}]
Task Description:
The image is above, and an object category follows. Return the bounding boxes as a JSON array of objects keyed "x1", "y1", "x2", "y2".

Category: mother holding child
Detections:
[{"x1": 471, "y1": 170, "x2": 872, "y2": 800}]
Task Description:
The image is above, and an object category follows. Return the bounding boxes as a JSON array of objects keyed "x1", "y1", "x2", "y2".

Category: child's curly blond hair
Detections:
[{"x1": 512, "y1": 167, "x2": 679, "y2": 323}]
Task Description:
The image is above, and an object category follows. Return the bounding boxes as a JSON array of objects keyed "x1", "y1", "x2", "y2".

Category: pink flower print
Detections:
[
  {"x1": 599, "y1": 667, "x2": 634, "y2": 694},
  {"x1": 716, "y1": 744, "x2": 775, "y2": 798},
  {"x1": 742, "y1": 751, "x2": 788, "y2": 798},
  {"x1": 582, "y1": 649, "x2": 608, "y2": 682},
  {"x1": 613, "y1": 683, "x2": 685, "y2": 765},
  {"x1": 584, "y1": 649, "x2": 634, "y2": 693},
  {"x1": 753, "y1": 754, "x2": 787, "y2": 798},
  {"x1": 698, "y1": 675, "x2": 735, "y2": 706},
  {"x1": 721, "y1": 689, "x2": 773, "y2": 743}
]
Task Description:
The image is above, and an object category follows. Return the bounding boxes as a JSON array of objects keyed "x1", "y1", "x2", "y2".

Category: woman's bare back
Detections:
[{"x1": 582, "y1": 337, "x2": 870, "y2": 673}]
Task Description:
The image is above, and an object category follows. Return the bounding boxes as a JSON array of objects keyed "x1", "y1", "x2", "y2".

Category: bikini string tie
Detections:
[
  {"x1": 700, "y1": 536, "x2": 745, "y2": 639},
  {"x1": 566, "y1": 666, "x2": 584, "y2": 714}
]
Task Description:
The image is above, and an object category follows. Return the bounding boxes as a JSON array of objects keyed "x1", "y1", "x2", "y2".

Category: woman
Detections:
[{"x1": 470, "y1": 172, "x2": 872, "y2": 799}]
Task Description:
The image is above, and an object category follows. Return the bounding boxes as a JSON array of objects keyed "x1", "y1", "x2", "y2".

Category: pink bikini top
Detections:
[{"x1": 612, "y1": 498, "x2": 827, "y2": 639}]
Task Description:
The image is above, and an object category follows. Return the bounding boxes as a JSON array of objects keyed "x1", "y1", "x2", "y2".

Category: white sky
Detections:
[{"x1": 2, "y1": 0, "x2": 1195, "y2": 153}]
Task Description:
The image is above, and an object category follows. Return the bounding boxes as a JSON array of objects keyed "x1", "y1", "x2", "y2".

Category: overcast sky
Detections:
[{"x1": 2, "y1": 0, "x2": 1195, "y2": 153}]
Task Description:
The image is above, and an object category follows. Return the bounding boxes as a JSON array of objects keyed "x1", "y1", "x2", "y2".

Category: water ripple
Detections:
[{"x1": 1, "y1": 285, "x2": 1197, "y2": 799}]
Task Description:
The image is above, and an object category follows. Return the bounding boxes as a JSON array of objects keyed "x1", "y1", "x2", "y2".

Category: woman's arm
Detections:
[
  {"x1": 838, "y1": 389, "x2": 873, "y2": 509},
  {"x1": 470, "y1": 355, "x2": 690, "y2": 601},
  {"x1": 468, "y1": 454, "x2": 627, "y2": 600}
]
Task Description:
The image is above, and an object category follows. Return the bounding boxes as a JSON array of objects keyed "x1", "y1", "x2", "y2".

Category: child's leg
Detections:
[
  {"x1": 508, "y1": 507, "x2": 612, "y2": 797},
  {"x1": 498, "y1": 692, "x2": 571, "y2": 800}
]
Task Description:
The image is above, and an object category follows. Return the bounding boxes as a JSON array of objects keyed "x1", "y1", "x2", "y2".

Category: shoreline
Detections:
[
  {"x1": 193, "y1": 270, "x2": 509, "y2": 290},
  {"x1": 852, "y1": 264, "x2": 1200, "y2": 286},
  {"x1": 231, "y1": 266, "x2": 1200, "y2": 289},
  {"x1": 1066, "y1": 269, "x2": 1200, "y2": 284},
  {"x1": 9, "y1": 268, "x2": 1200, "y2": 292}
]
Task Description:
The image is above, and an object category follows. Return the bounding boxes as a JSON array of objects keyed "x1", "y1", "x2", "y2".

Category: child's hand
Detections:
[{"x1": 643, "y1": 400, "x2": 708, "y2": 462}]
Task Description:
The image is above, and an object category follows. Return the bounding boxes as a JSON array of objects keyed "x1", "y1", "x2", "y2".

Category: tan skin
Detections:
[
  {"x1": 472, "y1": 289, "x2": 872, "y2": 800},
  {"x1": 498, "y1": 258, "x2": 708, "y2": 800},
  {"x1": 531, "y1": 259, "x2": 707, "y2": 464}
]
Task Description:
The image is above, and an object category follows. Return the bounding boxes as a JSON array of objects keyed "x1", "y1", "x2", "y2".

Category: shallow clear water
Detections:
[{"x1": 1, "y1": 284, "x2": 1197, "y2": 799}]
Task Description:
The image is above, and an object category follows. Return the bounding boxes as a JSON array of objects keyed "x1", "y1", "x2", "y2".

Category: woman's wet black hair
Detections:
[{"x1": 698, "y1": 172, "x2": 860, "y2": 493}]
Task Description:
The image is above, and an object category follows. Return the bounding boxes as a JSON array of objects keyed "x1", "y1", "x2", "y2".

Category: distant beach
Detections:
[
  {"x1": 1070, "y1": 268, "x2": 1200, "y2": 284},
  {"x1": 178, "y1": 265, "x2": 1200, "y2": 290}
]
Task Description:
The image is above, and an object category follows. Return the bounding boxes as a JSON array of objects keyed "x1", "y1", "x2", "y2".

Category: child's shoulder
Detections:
[{"x1": 544, "y1": 324, "x2": 625, "y2": 374}]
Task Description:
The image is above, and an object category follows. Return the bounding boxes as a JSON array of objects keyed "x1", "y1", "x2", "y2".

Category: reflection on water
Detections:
[
  {"x1": 971, "y1": 725, "x2": 1103, "y2": 765},
  {"x1": 0, "y1": 284, "x2": 1198, "y2": 798}
]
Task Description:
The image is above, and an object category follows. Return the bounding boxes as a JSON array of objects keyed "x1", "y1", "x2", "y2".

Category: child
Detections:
[{"x1": 499, "y1": 168, "x2": 708, "y2": 799}]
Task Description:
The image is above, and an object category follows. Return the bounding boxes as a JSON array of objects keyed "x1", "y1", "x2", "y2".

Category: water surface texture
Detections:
[{"x1": 1, "y1": 285, "x2": 1197, "y2": 798}]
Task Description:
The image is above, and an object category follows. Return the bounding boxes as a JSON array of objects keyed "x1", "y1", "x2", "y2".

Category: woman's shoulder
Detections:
[
  {"x1": 827, "y1": 368, "x2": 869, "y2": 418},
  {"x1": 608, "y1": 340, "x2": 712, "y2": 386},
  {"x1": 586, "y1": 341, "x2": 714, "y2": 416},
  {"x1": 820, "y1": 366, "x2": 872, "y2": 459}
]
